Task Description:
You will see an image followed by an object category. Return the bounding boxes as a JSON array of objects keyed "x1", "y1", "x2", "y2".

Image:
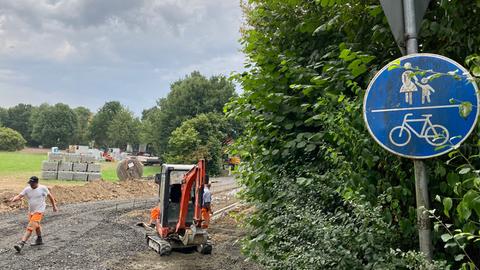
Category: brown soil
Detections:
[
  {"x1": 0, "y1": 180, "x2": 157, "y2": 212},
  {"x1": 110, "y1": 207, "x2": 262, "y2": 270},
  {"x1": 18, "y1": 147, "x2": 51, "y2": 154}
]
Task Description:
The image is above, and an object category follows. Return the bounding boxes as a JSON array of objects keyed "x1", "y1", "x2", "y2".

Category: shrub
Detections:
[{"x1": 0, "y1": 127, "x2": 26, "y2": 151}]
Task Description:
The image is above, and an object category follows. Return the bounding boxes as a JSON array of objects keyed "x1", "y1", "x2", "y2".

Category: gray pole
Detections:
[{"x1": 403, "y1": 0, "x2": 433, "y2": 260}]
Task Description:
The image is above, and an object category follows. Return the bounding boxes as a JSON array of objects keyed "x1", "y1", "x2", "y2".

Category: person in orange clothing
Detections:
[
  {"x1": 148, "y1": 205, "x2": 161, "y2": 228},
  {"x1": 201, "y1": 183, "x2": 212, "y2": 229},
  {"x1": 10, "y1": 176, "x2": 58, "y2": 252}
]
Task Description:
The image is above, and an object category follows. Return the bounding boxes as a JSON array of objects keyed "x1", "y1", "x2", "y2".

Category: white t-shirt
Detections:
[
  {"x1": 20, "y1": 185, "x2": 50, "y2": 213},
  {"x1": 203, "y1": 187, "x2": 212, "y2": 205}
]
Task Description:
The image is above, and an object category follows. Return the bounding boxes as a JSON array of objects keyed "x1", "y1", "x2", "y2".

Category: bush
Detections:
[
  {"x1": 0, "y1": 127, "x2": 26, "y2": 151},
  {"x1": 227, "y1": 0, "x2": 480, "y2": 268}
]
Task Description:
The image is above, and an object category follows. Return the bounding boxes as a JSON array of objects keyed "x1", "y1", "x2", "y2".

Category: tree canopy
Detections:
[
  {"x1": 30, "y1": 103, "x2": 78, "y2": 148},
  {"x1": 0, "y1": 108, "x2": 7, "y2": 127},
  {"x1": 165, "y1": 113, "x2": 234, "y2": 175},
  {"x1": 147, "y1": 71, "x2": 236, "y2": 157},
  {"x1": 89, "y1": 101, "x2": 123, "y2": 148},
  {"x1": 4, "y1": 104, "x2": 34, "y2": 145},
  {"x1": 73, "y1": 107, "x2": 92, "y2": 145},
  {"x1": 107, "y1": 108, "x2": 141, "y2": 149}
]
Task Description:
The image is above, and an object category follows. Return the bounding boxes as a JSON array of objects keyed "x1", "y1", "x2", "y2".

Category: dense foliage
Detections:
[
  {"x1": 30, "y1": 103, "x2": 78, "y2": 148},
  {"x1": 73, "y1": 107, "x2": 93, "y2": 145},
  {"x1": 89, "y1": 101, "x2": 123, "y2": 148},
  {"x1": 0, "y1": 127, "x2": 26, "y2": 151},
  {"x1": 0, "y1": 108, "x2": 7, "y2": 127},
  {"x1": 145, "y1": 71, "x2": 236, "y2": 157},
  {"x1": 107, "y1": 108, "x2": 141, "y2": 149},
  {"x1": 165, "y1": 113, "x2": 235, "y2": 175},
  {"x1": 3, "y1": 104, "x2": 34, "y2": 145},
  {"x1": 0, "y1": 72, "x2": 234, "y2": 152},
  {"x1": 228, "y1": 0, "x2": 480, "y2": 268}
]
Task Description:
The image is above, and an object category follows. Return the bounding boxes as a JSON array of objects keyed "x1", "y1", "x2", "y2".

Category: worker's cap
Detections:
[{"x1": 28, "y1": 176, "x2": 39, "y2": 184}]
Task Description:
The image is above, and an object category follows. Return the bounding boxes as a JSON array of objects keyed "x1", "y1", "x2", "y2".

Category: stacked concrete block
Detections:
[
  {"x1": 87, "y1": 163, "x2": 101, "y2": 173},
  {"x1": 42, "y1": 161, "x2": 59, "y2": 171},
  {"x1": 58, "y1": 161, "x2": 73, "y2": 172},
  {"x1": 41, "y1": 152, "x2": 102, "y2": 181},
  {"x1": 41, "y1": 171, "x2": 57, "y2": 180},
  {"x1": 73, "y1": 163, "x2": 88, "y2": 172},
  {"x1": 81, "y1": 154, "x2": 95, "y2": 164},
  {"x1": 88, "y1": 173, "x2": 102, "y2": 181},
  {"x1": 73, "y1": 172, "x2": 88, "y2": 181},
  {"x1": 65, "y1": 153, "x2": 81, "y2": 163},
  {"x1": 48, "y1": 152, "x2": 64, "y2": 162},
  {"x1": 57, "y1": 171, "x2": 74, "y2": 181}
]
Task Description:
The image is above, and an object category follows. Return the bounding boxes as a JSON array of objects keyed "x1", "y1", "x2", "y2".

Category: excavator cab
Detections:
[{"x1": 146, "y1": 160, "x2": 212, "y2": 256}]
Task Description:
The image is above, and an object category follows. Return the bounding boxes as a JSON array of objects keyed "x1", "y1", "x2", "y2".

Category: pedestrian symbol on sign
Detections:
[
  {"x1": 363, "y1": 53, "x2": 479, "y2": 159},
  {"x1": 399, "y1": 62, "x2": 437, "y2": 105}
]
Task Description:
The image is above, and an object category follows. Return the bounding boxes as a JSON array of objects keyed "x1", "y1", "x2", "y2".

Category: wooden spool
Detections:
[{"x1": 116, "y1": 158, "x2": 144, "y2": 181}]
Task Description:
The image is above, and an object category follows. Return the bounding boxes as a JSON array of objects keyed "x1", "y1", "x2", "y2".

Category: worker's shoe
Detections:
[
  {"x1": 14, "y1": 241, "x2": 26, "y2": 252},
  {"x1": 31, "y1": 237, "x2": 43, "y2": 246}
]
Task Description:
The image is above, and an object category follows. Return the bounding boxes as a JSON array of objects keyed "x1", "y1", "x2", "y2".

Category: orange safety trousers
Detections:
[
  {"x1": 150, "y1": 206, "x2": 160, "y2": 222},
  {"x1": 27, "y1": 212, "x2": 43, "y2": 232},
  {"x1": 201, "y1": 207, "x2": 211, "y2": 229}
]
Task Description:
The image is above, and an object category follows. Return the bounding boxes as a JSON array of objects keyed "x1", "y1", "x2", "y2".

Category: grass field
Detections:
[{"x1": 0, "y1": 152, "x2": 161, "y2": 189}]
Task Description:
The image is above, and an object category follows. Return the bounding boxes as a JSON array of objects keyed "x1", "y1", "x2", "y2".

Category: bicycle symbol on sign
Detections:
[{"x1": 389, "y1": 113, "x2": 449, "y2": 147}]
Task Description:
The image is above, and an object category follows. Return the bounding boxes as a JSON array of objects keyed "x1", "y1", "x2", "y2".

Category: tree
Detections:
[
  {"x1": 0, "y1": 107, "x2": 7, "y2": 126},
  {"x1": 31, "y1": 103, "x2": 78, "y2": 148},
  {"x1": 4, "y1": 104, "x2": 34, "y2": 144},
  {"x1": 141, "y1": 107, "x2": 158, "y2": 121},
  {"x1": 165, "y1": 113, "x2": 233, "y2": 175},
  {"x1": 0, "y1": 127, "x2": 26, "y2": 151},
  {"x1": 148, "y1": 71, "x2": 236, "y2": 157},
  {"x1": 73, "y1": 107, "x2": 92, "y2": 145},
  {"x1": 107, "y1": 108, "x2": 140, "y2": 150},
  {"x1": 227, "y1": 0, "x2": 480, "y2": 268},
  {"x1": 89, "y1": 101, "x2": 122, "y2": 148}
]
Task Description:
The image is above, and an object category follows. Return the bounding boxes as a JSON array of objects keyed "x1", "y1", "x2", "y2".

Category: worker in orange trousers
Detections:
[
  {"x1": 10, "y1": 176, "x2": 58, "y2": 252},
  {"x1": 201, "y1": 183, "x2": 212, "y2": 228}
]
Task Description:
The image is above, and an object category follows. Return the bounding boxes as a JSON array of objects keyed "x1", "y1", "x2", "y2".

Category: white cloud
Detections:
[
  {"x1": 53, "y1": 40, "x2": 77, "y2": 61},
  {"x1": 0, "y1": 0, "x2": 244, "y2": 114}
]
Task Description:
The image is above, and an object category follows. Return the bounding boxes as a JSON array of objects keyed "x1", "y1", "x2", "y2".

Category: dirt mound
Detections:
[{"x1": 1, "y1": 180, "x2": 157, "y2": 213}]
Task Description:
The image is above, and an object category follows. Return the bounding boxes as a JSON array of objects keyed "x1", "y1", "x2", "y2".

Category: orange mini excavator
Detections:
[{"x1": 145, "y1": 160, "x2": 212, "y2": 255}]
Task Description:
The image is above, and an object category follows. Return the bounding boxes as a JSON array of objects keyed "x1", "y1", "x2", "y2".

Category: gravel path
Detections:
[
  {"x1": 0, "y1": 177, "x2": 242, "y2": 270},
  {"x1": 0, "y1": 198, "x2": 157, "y2": 270}
]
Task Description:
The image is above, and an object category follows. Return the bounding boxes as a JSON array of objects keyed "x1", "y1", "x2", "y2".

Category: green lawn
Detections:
[
  {"x1": 0, "y1": 152, "x2": 161, "y2": 183},
  {"x1": 0, "y1": 152, "x2": 46, "y2": 176}
]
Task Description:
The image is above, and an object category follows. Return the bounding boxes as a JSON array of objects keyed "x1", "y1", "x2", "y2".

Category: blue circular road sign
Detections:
[{"x1": 363, "y1": 53, "x2": 479, "y2": 159}]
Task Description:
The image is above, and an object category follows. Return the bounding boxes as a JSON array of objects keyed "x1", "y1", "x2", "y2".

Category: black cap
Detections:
[{"x1": 28, "y1": 176, "x2": 39, "y2": 184}]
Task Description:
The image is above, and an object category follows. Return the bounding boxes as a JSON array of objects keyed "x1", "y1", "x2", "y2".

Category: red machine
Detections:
[{"x1": 146, "y1": 160, "x2": 212, "y2": 255}]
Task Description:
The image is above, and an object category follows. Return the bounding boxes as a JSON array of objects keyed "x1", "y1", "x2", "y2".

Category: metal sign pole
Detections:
[{"x1": 403, "y1": 0, "x2": 433, "y2": 260}]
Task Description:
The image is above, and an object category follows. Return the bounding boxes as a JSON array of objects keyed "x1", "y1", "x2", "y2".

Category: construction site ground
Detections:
[{"x1": 0, "y1": 177, "x2": 260, "y2": 270}]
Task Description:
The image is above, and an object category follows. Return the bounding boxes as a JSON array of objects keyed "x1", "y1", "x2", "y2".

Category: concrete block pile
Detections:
[{"x1": 41, "y1": 152, "x2": 102, "y2": 181}]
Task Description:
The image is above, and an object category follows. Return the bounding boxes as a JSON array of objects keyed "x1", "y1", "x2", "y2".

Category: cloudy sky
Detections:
[{"x1": 0, "y1": 0, "x2": 244, "y2": 115}]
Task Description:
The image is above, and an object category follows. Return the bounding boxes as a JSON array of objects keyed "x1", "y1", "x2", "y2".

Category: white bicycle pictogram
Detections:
[{"x1": 389, "y1": 113, "x2": 449, "y2": 147}]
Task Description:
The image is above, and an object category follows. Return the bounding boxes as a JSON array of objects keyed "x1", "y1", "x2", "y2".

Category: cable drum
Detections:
[{"x1": 116, "y1": 158, "x2": 144, "y2": 181}]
